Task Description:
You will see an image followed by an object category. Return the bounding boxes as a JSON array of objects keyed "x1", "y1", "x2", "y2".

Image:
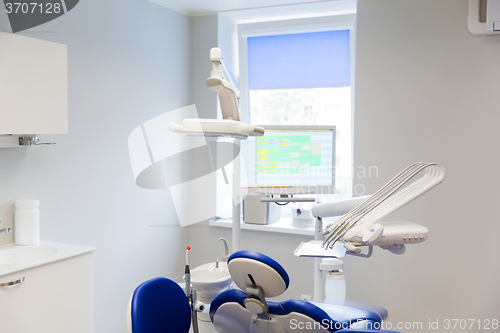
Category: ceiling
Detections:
[{"x1": 147, "y1": 0, "x2": 353, "y2": 17}]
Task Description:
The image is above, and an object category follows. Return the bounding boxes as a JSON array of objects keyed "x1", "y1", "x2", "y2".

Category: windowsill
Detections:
[{"x1": 209, "y1": 216, "x2": 338, "y2": 236}]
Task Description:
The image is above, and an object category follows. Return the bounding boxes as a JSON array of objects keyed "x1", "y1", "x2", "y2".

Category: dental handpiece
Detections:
[
  {"x1": 321, "y1": 162, "x2": 442, "y2": 249},
  {"x1": 322, "y1": 163, "x2": 423, "y2": 248},
  {"x1": 185, "y1": 246, "x2": 191, "y2": 297}
]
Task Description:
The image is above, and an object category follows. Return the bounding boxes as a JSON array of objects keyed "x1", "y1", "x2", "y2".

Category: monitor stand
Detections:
[{"x1": 260, "y1": 194, "x2": 316, "y2": 203}]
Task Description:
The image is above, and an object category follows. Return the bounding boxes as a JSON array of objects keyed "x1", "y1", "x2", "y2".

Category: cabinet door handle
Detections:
[{"x1": 0, "y1": 276, "x2": 25, "y2": 287}]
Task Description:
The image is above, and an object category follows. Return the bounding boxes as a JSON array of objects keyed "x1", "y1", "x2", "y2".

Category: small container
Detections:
[
  {"x1": 15, "y1": 199, "x2": 40, "y2": 246},
  {"x1": 322, "y1": 258, "x2": 346, "y2": 305}
]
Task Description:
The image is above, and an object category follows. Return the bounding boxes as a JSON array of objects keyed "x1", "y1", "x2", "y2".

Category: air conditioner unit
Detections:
[{"x1": 468, "y1": 0, "x2": 500, "y2": 35}]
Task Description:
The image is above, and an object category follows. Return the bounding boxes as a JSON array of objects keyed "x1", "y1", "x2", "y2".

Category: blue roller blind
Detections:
[{"x1": 247, "y1": 30, "x2": 351, "y2": 89}]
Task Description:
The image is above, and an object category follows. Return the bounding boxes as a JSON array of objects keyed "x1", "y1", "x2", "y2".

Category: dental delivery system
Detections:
[
  {"x1": 168, "y1": 48, "x2": 264, "y2": 138},
  {"x1": 315, "y1": 162, "x2": 446, "y2": 254},
  {"x1": 294, "y1": 162, "x2": 445, "y2": 301}
]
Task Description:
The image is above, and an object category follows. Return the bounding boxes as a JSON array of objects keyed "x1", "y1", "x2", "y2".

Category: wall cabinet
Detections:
[
  {"x1": 0, "y1": 252, "x2": 94, "y2": 333},
  {"x1": 0, "y1": 32, "x2": 68, "y2": 135}
]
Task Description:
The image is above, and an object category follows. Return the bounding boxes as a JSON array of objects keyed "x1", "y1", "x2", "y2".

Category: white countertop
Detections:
[{"x1": 0, "y1": 241, "x2": 96, "y2": 276}]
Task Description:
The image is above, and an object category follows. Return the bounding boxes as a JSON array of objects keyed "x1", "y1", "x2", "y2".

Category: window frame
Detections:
[{"x1": 237, "y1": 14, "x2": 357, "y2": 201}]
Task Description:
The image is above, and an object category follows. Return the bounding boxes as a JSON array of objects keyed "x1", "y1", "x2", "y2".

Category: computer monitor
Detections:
[{"x1": 236, "y1": 125, "x2": 336, "y2": 196}]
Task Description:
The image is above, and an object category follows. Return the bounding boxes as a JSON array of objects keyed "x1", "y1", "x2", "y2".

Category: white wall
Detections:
[
  {"x1": 351, "y1": 0, "x2": 500, "y2": 330},
  {"x1": 191, "y1": 0, "x2": 500, "y2": 331},
  {"x1": 0, "y1": 1, "x2": 191, "y2": 332},
  {"x1": 190, "y1": 15, "x2": 218, "y2": 119}
]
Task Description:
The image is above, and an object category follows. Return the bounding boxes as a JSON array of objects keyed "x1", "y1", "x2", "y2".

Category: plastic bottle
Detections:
[
  {"x1": 15, "y1": 199, "x2": 40, "y2": 246},
  {"x1": 323, "y1": 258, "x2": 346, "y2": 304}
]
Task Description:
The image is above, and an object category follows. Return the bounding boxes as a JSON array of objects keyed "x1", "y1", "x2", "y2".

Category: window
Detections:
[{"x1": 238, "y1": 15, "x2": 356, "y2": 198}]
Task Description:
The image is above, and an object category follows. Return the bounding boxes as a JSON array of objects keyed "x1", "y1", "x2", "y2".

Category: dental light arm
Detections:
[
  {"x1": 206, "y1": 47, "x2": 240, "y2": 121},
  {"x1": 168, "y1": 48, "x2": 264, "y2": 138},
  {"x1": 315, "y1": 162, "x2": 446, "y2": 254}
]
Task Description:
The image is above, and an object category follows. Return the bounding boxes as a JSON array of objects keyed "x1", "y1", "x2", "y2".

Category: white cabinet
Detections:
[
  {"x1": 0, "y1": 32, "x2": 68, "y2": 135},
  {"x1": 0, "y1": 252, "x2": 94, "y2": 333}
]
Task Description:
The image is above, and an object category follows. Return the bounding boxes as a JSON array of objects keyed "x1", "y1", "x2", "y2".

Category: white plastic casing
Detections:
[
  {"x1": 342, "y1": 221, "x2": 429, "y2": 247},
  {"x1": 362, "y1": 223, "x2": 384, "y2": 245},
  {"x1": 206, "y1": 77, "x2": 240, "y2": 121},
  {"x1": 468, "y1": 0, "x2": 500, "y2": 35},
  {"x1": 228, "y1": 258, "x2": 287, "y2": 298},
  {"x1": 376, "y1": 221, "x2": 429, "y2": 246},
  {"x1": 210, "y1": 47, "x2": 222, "y2": 62},
  {"x1": 169, "y1": 119, "x2": 264, "y2": 138},
  {"x1": 319, "y1": 258, "x2": 343, "y2": 271},
  {"x1": 487, "y1": 0, "x2": 500, "y2": 35}
]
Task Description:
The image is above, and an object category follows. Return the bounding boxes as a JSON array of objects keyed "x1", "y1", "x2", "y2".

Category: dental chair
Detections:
[
  {"x1": 210, "y1": 251, "x2": 400, "y2": 333},
  {"x1": 126, "y1": 277, "x2": 191, "y2": 333}
]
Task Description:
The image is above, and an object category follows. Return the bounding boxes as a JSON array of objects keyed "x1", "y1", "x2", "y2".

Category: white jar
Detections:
[
  {"x1": 325, "y1": 270, "x2": 346, "y2": 304},
  {"x1": 323, "y1": 259, "x2": 346, "y2": 305},
  {"x1": 15, "y1": 199, "x2": 40, "y2": 246}
]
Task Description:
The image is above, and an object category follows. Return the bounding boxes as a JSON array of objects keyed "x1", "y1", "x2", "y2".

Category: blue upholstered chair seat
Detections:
[
  {"x1": 209, "y1": 250, "x2": 400, "y2": 333},
  {"x1": 210, "y1": 289, "x2": 387, "y2": 333}
]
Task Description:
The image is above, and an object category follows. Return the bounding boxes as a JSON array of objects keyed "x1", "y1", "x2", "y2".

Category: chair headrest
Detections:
[{"x1": 228, "y1": 251, "x2": 289, "y2": 297}]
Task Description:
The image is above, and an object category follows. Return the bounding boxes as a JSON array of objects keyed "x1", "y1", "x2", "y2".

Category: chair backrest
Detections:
[{"x1": 126, "y1": 277, "x2": 191, "y2": 333}]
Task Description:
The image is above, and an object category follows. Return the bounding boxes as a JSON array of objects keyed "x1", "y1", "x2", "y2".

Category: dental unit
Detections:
[
  {"x1": 319, "y1": 162, "x2": 445, "y2": 252},
  {"x1": 130, "y1": 47, "x2": 447, "y2": 333},
  {"x1": 127, "y1": 162, "x2": 446, "y2": 333},
  {"x1": 296, "y1": 162, "x2": 446, "y2": 302},
  {"x1": 207, "y1": 162, "x2": 446, "y2": 333}
]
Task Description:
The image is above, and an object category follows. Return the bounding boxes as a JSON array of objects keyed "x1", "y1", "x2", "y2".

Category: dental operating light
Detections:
[
  {"x1": 168, "y1": 48, "x2": 264, "y2": 139},
  {"x1": 168, "y1": 47, "x2": 265, "y2": 253}
]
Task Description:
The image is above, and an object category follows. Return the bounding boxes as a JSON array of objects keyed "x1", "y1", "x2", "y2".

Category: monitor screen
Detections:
[{"x1": 236, "y1": 125, "x2": 336, "y2": 195}]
